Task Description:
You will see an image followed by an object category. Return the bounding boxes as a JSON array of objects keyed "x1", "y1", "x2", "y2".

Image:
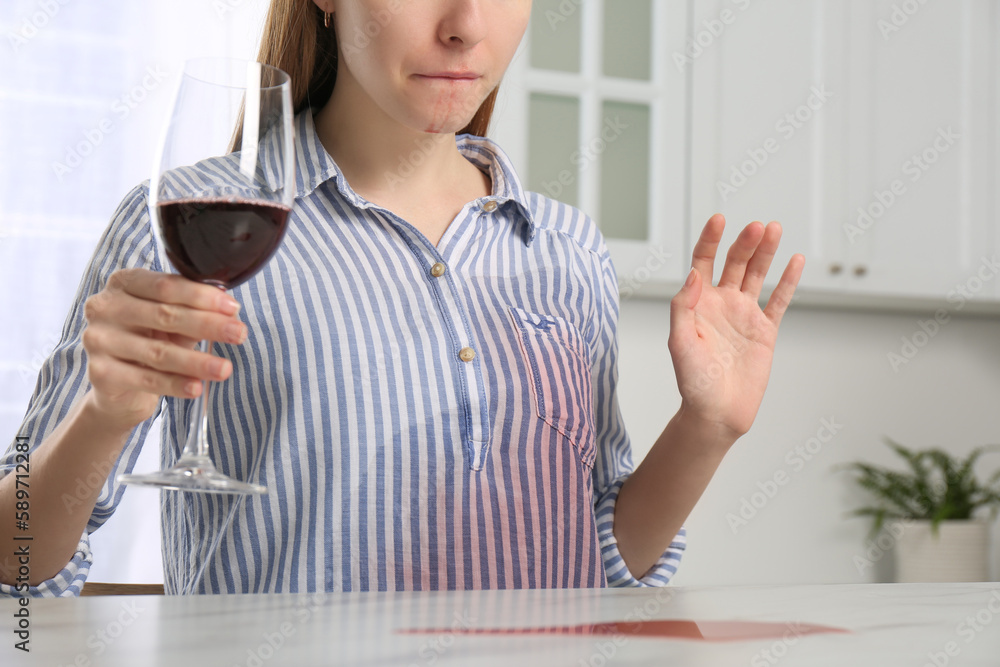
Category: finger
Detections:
[
  {"x1": 668, "y1": 267, "x2": 703, "y2": 354},
  {"x1": 85, "y1": 325, "x2": 232, "y2": 382},
  {"x1": 170, "y1": 333, "x2": 203, "y2": 350},
  {"x1": 717, "y1": 221, "x2": 766, "y2": 290},
  {"x1": 87, "y1": 354, "x2": 205, "y2": 400},
  {"x1": 741, "y1": 221, "x2": 783, "y2": 299},
  {"x1": 108, "y1": 268, "x2": 240, "y2": 315},
  {"x1": 86, "y1": 289, "x2": 247, "y2": 345},
  {"x1": 150, "y1": 328, "x2": 201, "y2": 350},
  {"x1": 763, "y1": 254, "x2": 806, "y2": 326},
  {"x1": 690, "y1": 214, "x2": 726, "y2": 284}
]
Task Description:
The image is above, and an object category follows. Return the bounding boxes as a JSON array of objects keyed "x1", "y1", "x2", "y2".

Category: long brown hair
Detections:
[{"x1": 236, "y1": 0, "x2": 499, "y2": 146}]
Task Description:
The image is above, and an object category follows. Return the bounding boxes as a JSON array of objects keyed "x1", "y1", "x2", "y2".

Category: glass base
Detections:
[{"x1": 118, "y1": 458, "x2": 266, "y2": 495}]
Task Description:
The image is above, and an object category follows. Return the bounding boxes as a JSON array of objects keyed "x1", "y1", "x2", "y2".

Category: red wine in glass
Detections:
[
  {"x1": 118, "y1": 58, "x2": 294, "y2": 496},
  {"x1": 159, "y1": 198, "x2": 291, "y2": 289}
]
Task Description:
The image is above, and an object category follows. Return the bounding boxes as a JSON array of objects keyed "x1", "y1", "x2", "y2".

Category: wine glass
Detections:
[{"x1": 118, "y1": 57, "x2": 295, "y2": 494}]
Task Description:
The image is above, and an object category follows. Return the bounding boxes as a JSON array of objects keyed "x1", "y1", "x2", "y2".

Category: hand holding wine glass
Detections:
[
  {"x1": 111, "y1": 57, "x2": 295, "y2": 495},
  {"x1": 82, "y1": 268, "x2": 246, "y2": 430}
]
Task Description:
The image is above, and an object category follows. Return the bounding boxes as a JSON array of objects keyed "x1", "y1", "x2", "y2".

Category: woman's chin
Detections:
[{"x1": 415, "y1": 114, "x2": 477, "y2": 135}]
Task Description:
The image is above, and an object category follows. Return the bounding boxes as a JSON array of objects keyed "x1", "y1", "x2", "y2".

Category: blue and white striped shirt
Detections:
[{"x1": 1, "y1": 111, "x2": 685, "y2": 596}]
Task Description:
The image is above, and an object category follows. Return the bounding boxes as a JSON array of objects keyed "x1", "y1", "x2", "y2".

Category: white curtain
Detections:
[{"x1": 1, "y1": 0, "x2": 271, "y2": 583}]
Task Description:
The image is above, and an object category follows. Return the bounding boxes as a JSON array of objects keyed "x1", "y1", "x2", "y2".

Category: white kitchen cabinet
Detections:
[
  {"x1": 496, "y1": 0, "x2": 1000, "y2": 309},
  {"x1": 689, "y1": 0, "x2": 1000, "y2": 305},
  {"x1": 840, "y1": 0, "x2": 998, "y2": 304},
  {"x1": 689, "y1": 0, "x2": 850, "y2": 295}
]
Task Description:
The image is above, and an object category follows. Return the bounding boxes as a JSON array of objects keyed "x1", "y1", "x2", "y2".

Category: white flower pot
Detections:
[{"x1": 894, "y1": 519, "x2": 990, "y2": 583}]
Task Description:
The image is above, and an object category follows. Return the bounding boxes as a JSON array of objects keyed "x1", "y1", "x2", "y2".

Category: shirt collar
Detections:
[{"x1": 270, "y1": 112, "x2": 537, "y2": 246}]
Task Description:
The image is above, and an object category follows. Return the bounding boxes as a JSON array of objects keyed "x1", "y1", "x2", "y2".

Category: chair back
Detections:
[{"x1": 80, "y1": 583, "x2": 165, "y2": 596}]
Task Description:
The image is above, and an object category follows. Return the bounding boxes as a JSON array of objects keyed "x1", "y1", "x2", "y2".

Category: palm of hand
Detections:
[{"x1": 668, "y1": 214, "x2": 805, "y2": 439}]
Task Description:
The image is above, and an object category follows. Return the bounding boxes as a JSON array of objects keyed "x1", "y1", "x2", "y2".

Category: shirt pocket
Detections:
[{"x1": 507, "y1": 306, "x2": 596, "y2": 468}]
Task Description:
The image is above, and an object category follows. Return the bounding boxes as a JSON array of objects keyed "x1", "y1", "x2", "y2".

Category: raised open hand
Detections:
[{"x1": 667, "y1": 214, "x2": 805, "y2": 441}]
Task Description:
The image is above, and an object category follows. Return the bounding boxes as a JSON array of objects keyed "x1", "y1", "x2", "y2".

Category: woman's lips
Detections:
[
  {"x1": 413, "y1": 73, "x2": 482, "y2": 83},
  {"x1": 417, "y1": 71, "x2": 480, "y2": 79}
]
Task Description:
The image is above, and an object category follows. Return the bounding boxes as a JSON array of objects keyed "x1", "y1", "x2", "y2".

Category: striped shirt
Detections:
[{"x1": 1, "y1": 111, "x2": 685, "y2": 596}]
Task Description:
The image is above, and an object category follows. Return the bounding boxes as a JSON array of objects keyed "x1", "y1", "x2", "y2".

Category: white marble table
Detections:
[{"x1": 4, "y1": 583, "x2": 1000, "y2": 665}]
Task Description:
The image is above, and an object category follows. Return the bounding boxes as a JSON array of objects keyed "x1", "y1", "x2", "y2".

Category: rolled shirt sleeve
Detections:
[
  {"x1": 0, "y1": 183, "x2": 163, "y2": 598},
  {"x1": 596, "y1": 478, "x2": 687, "y2": 586},
  {"x1": 587, "y1": 235, "x2": 686, "y2": 587},
  {"x1": 0, "y1": 532, "x2": 92, "y2": 598}
]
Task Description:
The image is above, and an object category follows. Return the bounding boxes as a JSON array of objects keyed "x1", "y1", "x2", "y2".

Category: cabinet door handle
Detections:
[
  {"x1": 853, "y1": 265, "x2": 868, "y2": 277},
  {"x1": 829, "y1": 263, "x2": 843, "y2": 275}
]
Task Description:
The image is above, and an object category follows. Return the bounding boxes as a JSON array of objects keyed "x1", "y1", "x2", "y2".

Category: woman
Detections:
[{"x1": 0, "y1": 0, "x2": 803, "y2": 595}]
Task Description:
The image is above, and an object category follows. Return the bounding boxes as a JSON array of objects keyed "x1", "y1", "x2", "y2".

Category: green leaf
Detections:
[
  {"x1": 840, "y1": 438, "x2": 1000, "y2": 536},
  {"x1": 885, "y1": 437, "x2": 934, "y2": 503}
]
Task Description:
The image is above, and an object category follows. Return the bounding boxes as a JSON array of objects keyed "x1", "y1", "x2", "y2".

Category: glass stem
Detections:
[{"x1": 178, "y1": 339, "x2": 214, "y2": 464}]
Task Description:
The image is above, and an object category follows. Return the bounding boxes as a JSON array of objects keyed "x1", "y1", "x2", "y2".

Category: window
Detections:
[
  {"x1": 0, "y1": 0, "x2": 270, "y2": 584},
  {"x1": 493, "y1": 0, "x2": 691, "y2": 294}
]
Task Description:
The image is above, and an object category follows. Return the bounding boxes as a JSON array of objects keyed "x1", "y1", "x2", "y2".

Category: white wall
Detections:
[{"x1": 617, "y1": 296, "x2": 1000, "y2": 585}]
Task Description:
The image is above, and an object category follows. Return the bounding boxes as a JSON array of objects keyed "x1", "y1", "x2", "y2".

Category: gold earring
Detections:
[{"x1": 324, "y1": 12, "x2": 331, "y2": 28}]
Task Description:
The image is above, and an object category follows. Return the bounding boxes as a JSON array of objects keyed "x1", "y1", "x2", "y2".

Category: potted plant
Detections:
[{"x1": 841, "y1": 438, "x2": 1000, "y2": 582}]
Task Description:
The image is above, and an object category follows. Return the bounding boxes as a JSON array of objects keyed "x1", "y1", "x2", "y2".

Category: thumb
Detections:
[{"x1": 669, "y1": 267, "x2": 702, "y2": 349}]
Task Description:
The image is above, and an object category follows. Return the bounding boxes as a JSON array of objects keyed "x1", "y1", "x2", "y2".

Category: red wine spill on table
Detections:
[
  {"x1": 159, "y1": 198, "x2": 291, "y2": 289},
  {"x1": 397, "y1": 619, "x2": 850, "y2": 642}
]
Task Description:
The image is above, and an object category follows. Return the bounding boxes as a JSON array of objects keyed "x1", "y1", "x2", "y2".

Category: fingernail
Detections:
[
  {"x1": 224, "y1": 322, "x2": 247, "y2": 344},
  {"x1": 685, "y1": 267, "x2": 697, "y2": 287},
  {"x1": 221, "y1": 297, "x2": 241, "y2": 316}
]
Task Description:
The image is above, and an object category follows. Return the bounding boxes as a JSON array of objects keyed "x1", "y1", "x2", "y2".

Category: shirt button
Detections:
[
  {"x1": 458, "y1": 346, "x2": 476, "y2": 362},
  {"x1": 482, "y1": 200, "x2": 498, "y2": 213},
  {"x1": 430, "y1": 262, "x2": 446, "y2": 278}
]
